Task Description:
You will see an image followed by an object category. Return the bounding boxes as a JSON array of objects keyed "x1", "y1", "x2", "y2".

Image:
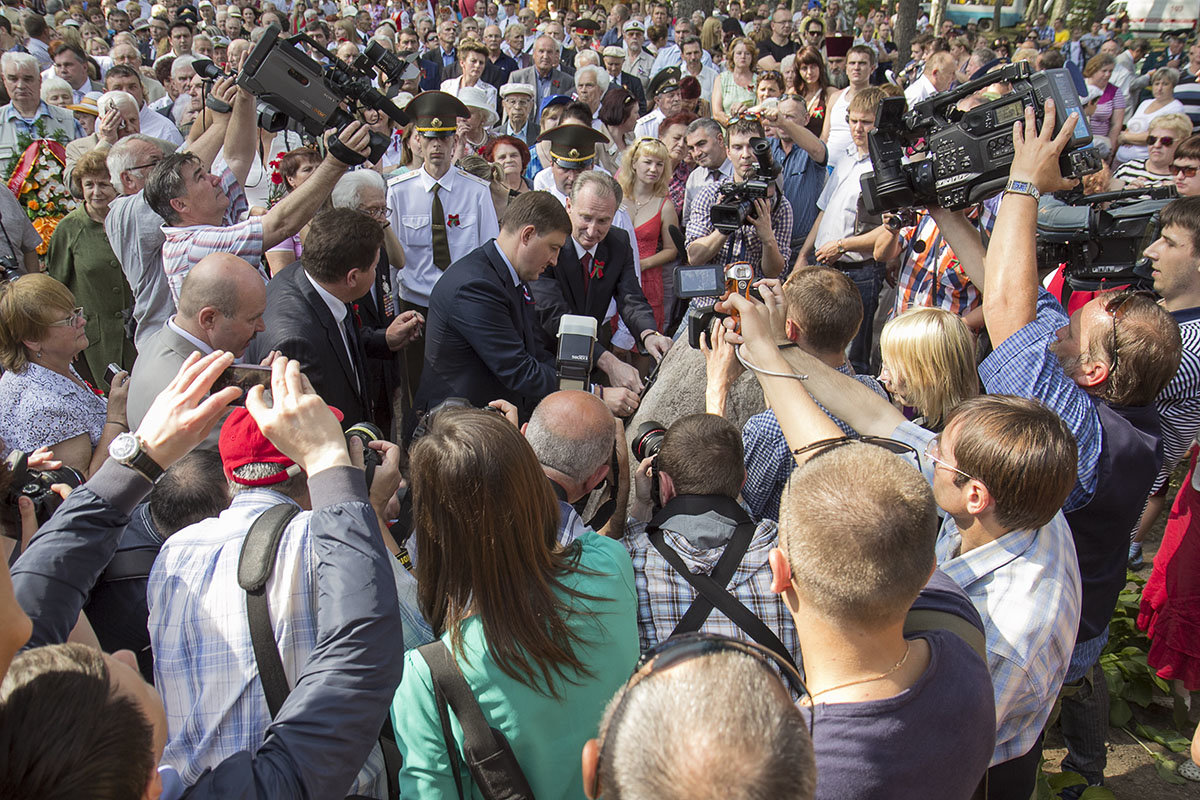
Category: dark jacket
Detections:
[
  {"x1": 530, "y1": 227, "x2": 658, "y2": 347},
  {"x1": 414, "y1": 241, "x2": 556, "y2": 419},
  {"x1": 613, "y1": 71, "x2": 648, "y2": 115},
  {"x1": 249, "y1": 261, "x2": 372, "y2": 426},
  {"x1": 355, "y1": 246, "x2": 400, "y2": 434}
]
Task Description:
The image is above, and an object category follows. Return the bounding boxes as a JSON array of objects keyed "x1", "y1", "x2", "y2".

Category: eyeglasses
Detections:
[
  {"x1": 590, "y1": 632, "x2": 810, "y2": 798},
  {"x1": 1171, "y1": 163, "x2": 1199, "y2": 178},
  {"x1": 805, "y1": 28, "x2": 822, "y2": 35},
  {"x1": 1104, "y1": 290, "x2": 1154, "y2": 379},
  {"x1": 922, "y1": 436, "x2": 981, "y2": 485},
  {"x1": 357, "y1": 205, "x2": 391, "y2": 219},
  {"x1": 792, "y1": 435, "x2": 918, "y2": 462},
  {"x1": 1147, "y1": 135, "x2": 1175, "y2": 146},
  {"x1": 128, "y1": 160, "x2": 161, "y2": 172},
  {"x1": 47, "y1": 306, "x2": 86, "y2": 327}
]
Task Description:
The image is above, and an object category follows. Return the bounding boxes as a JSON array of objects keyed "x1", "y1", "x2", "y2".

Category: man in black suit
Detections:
[
  {"x1": 602, "y1": 46, "x2": 648, "y2": 115},
  {"x1": 251, "y1": 209, "x2": 423, "y2": 427},
  {"x1": 529, "y1": 168, "x2": 672, "y2": 416}
]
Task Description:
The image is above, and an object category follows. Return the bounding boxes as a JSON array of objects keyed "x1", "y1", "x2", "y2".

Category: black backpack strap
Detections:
[
  {"x1": 237, "y1": 503, "x2": 302, "y2": 720},
  {"x1": 101, "y1": 548, "x2": 159, "y2": 583},
  {"x1": 417, "y1": 641, "x2": 536, "y2": 800}
]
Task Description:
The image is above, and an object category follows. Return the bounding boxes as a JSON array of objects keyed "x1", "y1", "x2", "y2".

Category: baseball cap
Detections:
[
  {"x1": 538, "y1": 93, "x2": 572, "y2": 116},
  {"x1": 220, "y1": 406, "x2": 345, "y2": 485}
]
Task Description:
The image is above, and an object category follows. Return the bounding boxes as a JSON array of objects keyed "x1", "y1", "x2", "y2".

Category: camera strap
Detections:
[{"x1": 645, "y1": 495, "x2": 801, "y2": 684}]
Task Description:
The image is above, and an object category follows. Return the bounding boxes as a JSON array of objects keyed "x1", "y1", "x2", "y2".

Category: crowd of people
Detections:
[{"x1": 1, "y1": 0, "x2": 1200, "y2": 798}]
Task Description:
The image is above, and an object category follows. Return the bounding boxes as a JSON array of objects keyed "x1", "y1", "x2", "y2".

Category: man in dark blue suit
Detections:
[{"x1": 414, "y1": 191, "x2": 569, "y2": 421}]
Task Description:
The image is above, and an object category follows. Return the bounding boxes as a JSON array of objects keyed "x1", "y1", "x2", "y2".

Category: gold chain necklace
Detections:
[{"x1": 806, "y1": 642, "x2": 911, "y2": 703}]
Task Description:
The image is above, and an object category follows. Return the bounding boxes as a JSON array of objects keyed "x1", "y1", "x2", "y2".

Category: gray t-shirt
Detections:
[
  {"x1": 0, "y1": 183, "x2": 42, "y2": 270},
  {"x1": 106, "y1": 190, "x2": 172, "y2": 351}
]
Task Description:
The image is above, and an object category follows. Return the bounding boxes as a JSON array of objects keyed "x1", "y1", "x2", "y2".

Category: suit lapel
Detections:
[
  {"x1": 296, "y1": 269, "x2": 361, "y2": 399},
  {"x1": 486, "y1": 243, "x2": 536, "y2": 353}
]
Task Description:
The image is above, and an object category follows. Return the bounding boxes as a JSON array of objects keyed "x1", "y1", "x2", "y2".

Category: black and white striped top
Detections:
[{"x1": 1153, "y1": 308, "x2": 1200, "y2": 492}]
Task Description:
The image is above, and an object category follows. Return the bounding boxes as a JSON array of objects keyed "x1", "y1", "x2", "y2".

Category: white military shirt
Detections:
[{"x1": 386, "y1": 165, "x2": 501, "y2": 307}]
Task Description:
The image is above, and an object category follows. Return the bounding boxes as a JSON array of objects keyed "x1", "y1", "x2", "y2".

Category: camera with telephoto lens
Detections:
[
  {"x1": 861, "y1": 62, "x2": 1101, "y2": 215},
  {"x1": 1036, "y1": 185, "x2": 1176, "y2": 291},
  {"x1": 236, "y1": 24, "x2": 410, "y2": 165},
  {"x1": 710, "y1": 137, "x2": 781, "y2": 235},
  {"x1": 345, "y1": 422, "x2": 384, "y2": 485},
  {"x1": 4, "y1": 451, "x2": 84, "y2": 527},
  {"x1": 631, "y1": 420, "x2": 666, "y2": 461}
]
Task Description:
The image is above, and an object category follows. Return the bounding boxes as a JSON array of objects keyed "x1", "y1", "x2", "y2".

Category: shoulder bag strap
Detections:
[
  {"x1": 237, "y1": 503, "x2": 302, "y2": 720},
  {"x1": 903, "y1": 607, "x2": 988, "y2": 664},
  {"x1": 649, "y1": 521, "x2": 754, "y2": 635},
  {"x1": 417, "y1": 641, "x2": 536, "y2": 800}
]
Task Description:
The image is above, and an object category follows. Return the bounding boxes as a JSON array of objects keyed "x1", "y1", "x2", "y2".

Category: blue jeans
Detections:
[{"x1": 839, "y1": 260, "x2": 885, "y2": 375}]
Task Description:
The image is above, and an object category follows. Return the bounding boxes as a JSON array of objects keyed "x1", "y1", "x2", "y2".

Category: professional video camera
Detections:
[
  {"x1": 236, "y1": 24, "x2": 409, "y2": 165},
  {"x1": 711, "y1": 137, "x2": 780, "y2": 234},
  {"x1": 861, "y1": 61, "x2": 1101, "y2": 215},
  {"x1": 1036, "y1": 185, "x2": 1176, "y2": 291}
]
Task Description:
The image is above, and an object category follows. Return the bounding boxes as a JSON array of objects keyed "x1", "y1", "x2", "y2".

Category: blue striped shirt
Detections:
[{"x1": 977, "y1": 288, "x2": 1102, "y2": 511}]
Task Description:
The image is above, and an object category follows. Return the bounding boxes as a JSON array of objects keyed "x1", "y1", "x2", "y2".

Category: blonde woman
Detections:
[
  {"x1": 618, "y1": 138, "x2": 680, "y2": 332},
  {"x1": 878, "y1": 307, "x2": 978, "y2": 432},
  {"x1": 712, "y1": 37, "x2": 758, "y2": 125}
]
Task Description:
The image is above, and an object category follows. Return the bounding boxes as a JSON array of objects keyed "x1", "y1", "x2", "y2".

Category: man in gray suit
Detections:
[
  {"x1": 126, "y1": 253, "x2": 267, "y2": 440},
  {"x1": 509, "y1": 34, "x2": 574, "y2": 109}
]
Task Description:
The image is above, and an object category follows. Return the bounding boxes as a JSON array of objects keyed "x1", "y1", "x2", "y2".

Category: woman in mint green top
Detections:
[{"x1": 391, "y1": 409, "x2": 639, "y2": 799}]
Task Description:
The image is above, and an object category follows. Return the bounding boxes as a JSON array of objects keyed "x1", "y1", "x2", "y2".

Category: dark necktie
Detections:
[
  {"x1": 341, "y1": 306, "x2": 361, "y2": 385},
  {"x1": 431, "y1": 183, "x2": 452, "y2": 271},
  {"x1": 581, "y1": 252, "x2": 593, "y2": 292}
]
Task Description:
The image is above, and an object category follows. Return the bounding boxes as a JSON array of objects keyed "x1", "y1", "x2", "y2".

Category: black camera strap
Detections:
[{"x1": 645, "y1": 495, "x2": 800, "y2": 680}]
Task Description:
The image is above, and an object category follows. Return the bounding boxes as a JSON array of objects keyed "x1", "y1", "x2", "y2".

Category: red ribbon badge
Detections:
[
  {"x1": 447, "y1": 214, "x2": 460, "y2": 227},
  {"x1": 591, "y1": 259, "x2": 605, "y2": 280}
]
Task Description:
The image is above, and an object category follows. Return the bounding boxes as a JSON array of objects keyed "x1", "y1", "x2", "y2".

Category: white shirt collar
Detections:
[
  {"x1": 573, "y1": 237, "x2": 597, "y2": 260},
  {"x1": 493, "y1": 240, "x2": 522, "y2": 286},
  {"x1": 304, "y1": 270, "x2": 348, "y2": 323},
  {"x1": 167, "y1": 316, "x2": 214, "y2": 354},
  {"x1": 419, "y1": 165, "x2": 455, "y2": 193}
]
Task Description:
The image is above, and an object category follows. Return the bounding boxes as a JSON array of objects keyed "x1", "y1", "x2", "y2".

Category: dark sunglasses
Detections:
[
  {"x1": 1104, "y1": 290, "x2": 1156, "y2": 380},
  {"x1": 791, "y1": 434, "x2": 918, "y2": 461},
  {"x1": 1147, "y1": 135, "x2": 1175, "y2": 146},
  {"x1": 1172, "y1": 164, "x2": 1199, "y2": 178}
]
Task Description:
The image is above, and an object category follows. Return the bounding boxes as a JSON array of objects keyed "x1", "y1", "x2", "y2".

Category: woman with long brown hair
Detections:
[
  {"x1": 792, "y1": 45, "x2": 836, "y2": 138},
  {"x1": 391, "y1": 408, "x2": 638, "y2": 798}
]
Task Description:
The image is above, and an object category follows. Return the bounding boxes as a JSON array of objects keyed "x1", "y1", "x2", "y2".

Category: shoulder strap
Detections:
[
  {"x1": 100, "y1": 548, "x2": 159, "y2": 583},
  {"x1": 417, "y1": 641, "x2": 536, "y2": 800},
  {"x1": 903, "y1": 608, "x2": 988, "y2": 663},
  {"x1": 237, "y1": 503, "x2": 302, "y2": 720},
  {"x1": 654, "y1": 522, "x2": 754, "y2": 634}
]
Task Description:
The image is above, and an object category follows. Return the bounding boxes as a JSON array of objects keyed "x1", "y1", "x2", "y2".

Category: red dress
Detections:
[
  {"x1": 1138, "y1": 451, "x2": 1200, "y2": 691},
  {"x1": 634, "y1": 197, "x2": 668, "y2": 331}
]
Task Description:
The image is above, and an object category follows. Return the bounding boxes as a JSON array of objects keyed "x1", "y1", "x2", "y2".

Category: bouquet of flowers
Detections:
[{"x1": 4, "y1": 121, "x2": 77, "y2": 256}]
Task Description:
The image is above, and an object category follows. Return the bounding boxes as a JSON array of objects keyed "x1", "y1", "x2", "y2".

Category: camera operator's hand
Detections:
[
  {"x1": 136, "y1": 351, "x2": 242, "y2": 470},
  {"x1": 486, "y1": 399, "x2": 519, "y2": 427},
  {"x1": 750, "y1": 197, "x2": 774, "y2": 239},
  {"x1": 701, "y1": 320, "x2": 745, "y2": 387},
  {"x1": 105, "y1": 370, "x2": 130, "y2": 428},
  {"x1": 752, "y1": 278, "x2": 788, "y2": 340},
  {"x1": 632, "y1": 455, "x2": 654, "y2": 506},
  {"x1": 385, "y1": 309, "x2": 424, "y2": 351},
  {"x1": 25, "y1": 447, "x2": 61, "y2": 472},
  {"x1": 1009, "y1": 99, "x2": 1081, "y2": 195},
  {"x1": 328, "y1": 120, "x2": 373, "y2": 166},
  {"x1": 364, "y1": 440, "x2": 402, "y2": 520},
  {"x1": 246, "y1": 357, "x2": 350, "y2": 476},
  {"x1": 96, "y1": 107, "x2": 123, "y2": 145},
  {"x1": 716, "y1": 290, "x2": 781, "y2": 364},
  {"x1": 602, "y1": 386, "x2": 640, "y2": 418},
  {"x1": 210, "y1": 75, "x2": 238, "y2": 112}
]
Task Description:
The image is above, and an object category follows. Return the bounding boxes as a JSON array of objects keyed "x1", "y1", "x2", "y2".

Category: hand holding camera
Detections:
[
  {"x1": 1009, "y1": 99, "x2": 1083, "y2": 196},
  {"x1": 245, "y1": 356, "x2": 349, "y2": 478},
  {"x1": 137, "y1": 351, "x2": 244, "y2": 469}
]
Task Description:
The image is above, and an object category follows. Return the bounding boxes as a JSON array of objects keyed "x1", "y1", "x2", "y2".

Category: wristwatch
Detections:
[
  {"x1": 108, "y1": 432, "x2": 165, "y2": 484},
  {"x1": 1003, "y1": 179, "x2": 1041, "y2": 201}
]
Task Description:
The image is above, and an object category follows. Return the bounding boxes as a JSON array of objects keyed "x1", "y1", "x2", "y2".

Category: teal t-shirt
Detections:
[{"x1": 391, "y1": 532, "x2": 639, "y2": 799}]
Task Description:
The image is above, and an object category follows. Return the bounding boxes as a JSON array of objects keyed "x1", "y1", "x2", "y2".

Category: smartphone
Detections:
[
  {"x1": 103, "y1": 362, "x2": 123, "y2": 386},
  {"x1": 210, "y1": 364, "x2": 272, "y2": 405}
]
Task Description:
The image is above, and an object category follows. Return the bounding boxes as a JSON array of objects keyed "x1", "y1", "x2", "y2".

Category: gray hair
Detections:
[
  {"x1": 575, "y1": 48, "x2": 601, "y2": 70},
  {"x1": 686, "y1": 117, "x2": 724, "y2": 140},
  {"x1": 525, "y1": 403, "x2": 613, "y2": 483},
  {"x1": 1153, "y1": 67, "x2": 1180, "y2": 88},
  {"x1": 1, "y1": 51, "x2": 39, "y2": 75},
  {"x1": 571, "y1": 170, "x2": 622, "y2": 207},
  {"x1": 39, "y1": 76, "x2": 71, "y2": 101},
  {"x1": 576, "y1": 63, "x2": 610, "y2": 93},
  {"x1": 330, "y1": 169, "x2": 386, "y2": 209},
  {"x1": 229, "y1": 463, "x2": 307, "y2": 499},
  {"x1": 598, "y1": 650, "x2": 816, "y2": 800},
  {"x1": 171, "y1": 54, "x2": 197, "y2": 78},
  {"x1": 106, "y1": 133, "x2": 163, "y2": 189}
]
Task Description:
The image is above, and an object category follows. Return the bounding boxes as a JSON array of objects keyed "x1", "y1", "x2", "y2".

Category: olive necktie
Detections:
[{"x1": 431, "y1": 183, "x2": 452, "y2": 271}]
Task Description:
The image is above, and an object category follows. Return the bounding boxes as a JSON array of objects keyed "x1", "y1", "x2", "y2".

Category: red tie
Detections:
[{"x1": 581, "y1": 253, "x2": 592, "y2": 291}]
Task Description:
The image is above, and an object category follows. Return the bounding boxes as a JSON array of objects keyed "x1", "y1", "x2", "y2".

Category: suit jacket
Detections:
[
  {"x1": 414, "y1": 241, "x2": 556, "y2": 420},
  {"x1": 613, "y1": 71, "x2": 648, "y2": 115},
  {"x1": 418, "y1": 56, "x2": 442, "y2": 91},
  {"x1": 127, "y1": 321, "x2": 222, "y2": 449},
  {"x1": 249, "y1": 262, "x2": 372, "y2": 426},
  {"x1": 508, "y1": 66, "x2": 574, "y2": 108},
  {"x1": 530, "y1": 227, "x2": 658, "y2": 349},
  {"x1": 560, "y1": 47, "x2": 578, "y2": 74},
  {"x1": 354, "y1": 246, "x2": 400, "y2": 434}
]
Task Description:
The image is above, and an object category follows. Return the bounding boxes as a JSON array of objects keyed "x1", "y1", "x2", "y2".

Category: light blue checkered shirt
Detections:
[{"x1": 892, "y1": 420, "x2": 1082, "y2": 766}]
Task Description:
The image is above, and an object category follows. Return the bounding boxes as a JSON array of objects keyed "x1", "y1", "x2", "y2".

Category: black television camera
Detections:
[
  {"x1": 236, "y1": 24, "x2": 409, "y2": 165},
  {"x1": 4, "y1": 451, "x2": 84, "y2": 528},
  {"x1": 861, "y1": 62, "x2": 1101, "y2": 215},
  {"x1": 710, "y1": 137, "x2": 780, "y2": 235},
  {"x1": 1036, "y1": 185, "x2": 1176, "y2": 291}
]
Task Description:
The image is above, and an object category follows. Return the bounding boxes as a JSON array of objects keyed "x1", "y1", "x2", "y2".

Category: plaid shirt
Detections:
[
  {"x1": 623, "y1": 515, "x2": 800, "y2": 666},
  {"x1": 742, "y1": 365, "x2": 888, "y2": 522},
  {"x1": 892, "y1": 420, "x2": 1082, "y2": 766},
  {"x1": 685, "y1": 179, "x2": 793, "y2": 279},
  {"x1": 892, "y1": 211, "x2": 985, "y2": 318},
  {"x1": 977, "y1": 288, "x2": 1102, "y2": 511},
  {"x1": 162, "y1": 216, "x2": 264, "y2": 307},
  {"x1": 148, "y1": 489, "x2": 399, "y2": 798}
]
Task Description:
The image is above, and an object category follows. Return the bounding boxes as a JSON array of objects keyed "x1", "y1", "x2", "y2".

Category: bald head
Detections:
[
  {"x1": 176, "y1": 254, "x2": 267, "y2": 357},
  {"x1": 525, "y1": 390, "x2": 614, "y2": 498}
]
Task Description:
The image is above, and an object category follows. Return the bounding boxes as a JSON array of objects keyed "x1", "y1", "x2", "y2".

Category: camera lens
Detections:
[{"x1": 631, "y1": 421, "x2": 666, "y2": 461}]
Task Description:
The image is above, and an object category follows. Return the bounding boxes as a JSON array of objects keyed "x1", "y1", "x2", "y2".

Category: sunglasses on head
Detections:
[{"x1": 1147, "y1": 135, "x2": 1175, "y2": 146}]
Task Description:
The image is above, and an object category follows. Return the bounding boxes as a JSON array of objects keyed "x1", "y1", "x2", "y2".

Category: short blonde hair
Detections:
[
  {"x1": 1148, "y1": 111, "x2": 1193, "y2": 143},
  {"x1": 0, "y1": 274, "x2": 78, "y2": 373},
  {"x1": 879, "y1": 307, "x2": 978, "y2": 429},
  {"x1": 617, "y1": 138, "x2": 670, "y2": 200}
]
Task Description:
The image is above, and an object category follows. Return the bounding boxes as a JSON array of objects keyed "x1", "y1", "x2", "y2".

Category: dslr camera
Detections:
[
  {"x1": 861, "y1": 62, "x2": 1101, "y2": 215},
  {"x1": 710, "y1": 137, "x2": 781, "y2": 234},
  {"x1": 236, "y1": 24, "x2": 409, "y2": 165},
  {"x1": 0, "y1": 253, "x2": 22, "y2": 284},
  {"x1": 1037, "y1": 185, "x2": 1176, "y2": 291},
  {"x1": 4, "y1": 451, "x2": 84, "y2": 528},
  {"x1": 675, "y1": 262, "x2": 755, "y2": 348}
]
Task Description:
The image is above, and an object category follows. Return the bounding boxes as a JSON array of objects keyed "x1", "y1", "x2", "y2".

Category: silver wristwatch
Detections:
[
  {"x1": 1003, "y1": 179, "x2": 1041, "y2": 201},
  {"x1": 108, "y1": 432, "x2": 165, "y2": 483}
]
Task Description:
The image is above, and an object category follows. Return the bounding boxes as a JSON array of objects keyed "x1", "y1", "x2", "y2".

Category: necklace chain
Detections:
[{"x1": 807, "y1": 642, "x2": 911, "y2": 702}]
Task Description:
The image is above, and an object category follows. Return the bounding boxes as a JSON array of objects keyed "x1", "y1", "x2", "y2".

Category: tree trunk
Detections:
[
  {"x1": 993, "y1": 0, "x2": 1004, "y2": 33},
  {"x1": 894, "y1": 0, "x2": 919, "y2": 71},
  {"x1": 931, "y1": 0, "x2": 950, "y2": 34},
  {"x1": 674, "y1": 0, "x2": 708, "y2": 26}
]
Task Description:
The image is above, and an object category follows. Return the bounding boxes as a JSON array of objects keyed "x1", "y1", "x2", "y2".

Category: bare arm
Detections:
[
  {"x1": 686, "y1": 227, "x2": 730, "y2": 265},
  {"x1": 186, "y1": 76, "x2": 238, "y2": 171},
  {"x1": 712, "y1": 75, "x2": 728, "y2": 126},
  {"x1": 223, "y1": 85, "x2": 259, "y2": 189}
]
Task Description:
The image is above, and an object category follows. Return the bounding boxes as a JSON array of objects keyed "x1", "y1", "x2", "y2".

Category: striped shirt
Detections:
[
  {"x1": 162, "y1": 216, "x2": 265, "y2": 307},
  {"x1": 892, "y1": 212, "x2": 980, "y2": 318},
  {"x1": 892, "y1": 420, "x2": 1083, "y2": 766},
  {"x1": 1111, "y1": 159, "x2": 1175, "y2": 189},
  {"x1": 1152, "y1": 307, "x2": 1200, "y2": 492}
]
